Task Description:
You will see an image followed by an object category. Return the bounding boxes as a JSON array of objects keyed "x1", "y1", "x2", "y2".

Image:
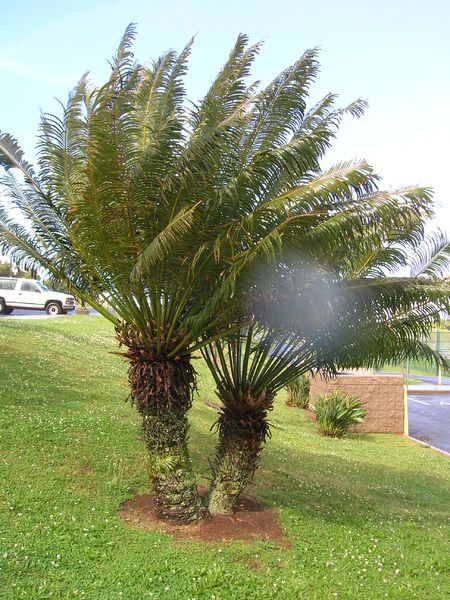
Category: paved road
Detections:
[
  {"x1": 0, "y1": 309, "x2": 103, "y2": 318},
  {"x1": 408, "y1": 374, "x2": 450, "y2": 386},
  {"x1": 408, "y1": 393, "x2": 450, "y2": 453},
  {"x1": 0, "y1": 308, "x2": 77, "y2": 318},
  {"x1": 379, "y1": 371, "x2": 450, "y2": 386}
]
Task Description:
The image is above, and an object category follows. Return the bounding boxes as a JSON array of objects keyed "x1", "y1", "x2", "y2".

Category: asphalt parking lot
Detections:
[
  {"x1": 408, "y1": 391, "x2": 450, "y2": 453},
  {"x1": 0, "y1": 308, "x2": 77, "y2": 318}
]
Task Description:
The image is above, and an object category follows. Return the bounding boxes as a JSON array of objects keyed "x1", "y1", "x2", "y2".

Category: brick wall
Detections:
[{"x1": 309, "y1": 373, "x2": 404, "y2": 433}]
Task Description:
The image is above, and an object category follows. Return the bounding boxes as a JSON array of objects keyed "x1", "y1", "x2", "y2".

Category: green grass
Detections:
[
  {"x1": 379, "y1": 331, "x2": 450, "y2": 377},
  {"x1": 380, "y1": 363, "x2": 447, "y2": 378},
  {"x1": 405, "y1": 378, "x2": 424, "y2": 385},
  {"x1": 0, "y1": 317, "x2": 449, "y2": 599}
]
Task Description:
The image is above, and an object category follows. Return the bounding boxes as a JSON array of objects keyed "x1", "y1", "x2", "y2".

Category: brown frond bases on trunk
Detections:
[
  {"x1": 116, "y1": 322, "x2": 207, "y2": 523},
  {"x1": 208, "y1": 388, "x2": 274, "y2": 516}
]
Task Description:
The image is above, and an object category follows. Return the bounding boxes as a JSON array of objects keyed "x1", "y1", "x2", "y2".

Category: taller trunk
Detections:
[
  {"x1": 208, "y1": 390, "x2": 274, "y2": 516},
  {"x1": 142, "y1": 407, "x2": 206, "y2": 523},
  {"x1": 117, "y1": 324, "x2": 207, "y2": 524}
]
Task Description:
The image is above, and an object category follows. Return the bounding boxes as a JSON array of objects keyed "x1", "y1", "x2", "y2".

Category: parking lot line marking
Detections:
[
  {"x1": 440, "y1": 401, "x2": 450, "y2": 406},
  {"x1": 410, "y1": 398, "x2": 431, "y2": 406}
]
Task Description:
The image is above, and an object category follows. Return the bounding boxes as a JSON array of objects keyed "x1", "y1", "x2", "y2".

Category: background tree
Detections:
[
  {"x1": 0, "y1": 261, "x2": 36, "y2": 278},
  {"x1": 0, "y1": 262, "x2": 13, "y2": 277}
]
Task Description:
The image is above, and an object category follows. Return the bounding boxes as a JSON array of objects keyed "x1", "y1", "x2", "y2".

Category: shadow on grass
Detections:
[{"x1": 187, "y1": 405, "x2": 449, "y2": 530}]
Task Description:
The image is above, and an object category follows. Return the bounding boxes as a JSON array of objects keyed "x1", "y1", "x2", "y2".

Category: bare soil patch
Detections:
[{"x1": 120, "y1": 487, "x2": 290, "y2": 546}]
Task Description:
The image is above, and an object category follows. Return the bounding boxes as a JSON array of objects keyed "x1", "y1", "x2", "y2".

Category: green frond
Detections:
[
  {"x1": 0, "y1": 132, "x2": 41, "y2": 193},
  {"x1": 410, "y1": 230, "x2": 449, "y2": 278},
  {"x1": 242, "y1": 48, "x2": 320, "y2": 159},
  {"x1": 132, "y1": 201, "x2": 201, "y2": 279},
  {"x1": 108, "y1": 22, "x2": 138, "y2": 83},
  {"x1": 1, "y1": 29, "x2": 445, "y2": 370},
  {"x1": 204, "y1": 272, "x2": 449, "y2": 409}
]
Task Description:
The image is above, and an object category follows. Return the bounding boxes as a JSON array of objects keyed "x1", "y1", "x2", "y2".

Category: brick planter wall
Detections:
[{"x1": 309, "y1": 373, "x2": 404, "y2": 433}]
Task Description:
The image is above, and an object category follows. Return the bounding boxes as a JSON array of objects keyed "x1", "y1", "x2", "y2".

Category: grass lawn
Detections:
[
  {"x1": 379, "y1": 364, "x2": 446, "y2": 378},
  {"x1": 0, "y1": 317, "x2": 449, "y2": 599},
  {"x1": 379, "y1": 331, "x2": 450, "y2": 378}
]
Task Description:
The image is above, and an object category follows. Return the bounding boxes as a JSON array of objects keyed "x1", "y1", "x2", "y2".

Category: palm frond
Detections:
[
  {"x1": 132, "y1": 201, "x2": 201, "y2": 278},
  {"x1": 1, "y1": 28, "x2": 446, "y2": 370},
  {"x1": 0, "y1": 132, "x2": 39, "y2": 188},
  {"x1": 410, "y1": 230, "x2": 449, "y2": 278}
]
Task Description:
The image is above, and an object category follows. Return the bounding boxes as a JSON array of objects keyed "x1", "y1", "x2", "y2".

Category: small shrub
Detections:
[
  {"x1": 312, "y1": 391, "x2": 367, "y2": 438},
  {"x1": 285, "y1": 373, "x2": 310, "y2": 408}
]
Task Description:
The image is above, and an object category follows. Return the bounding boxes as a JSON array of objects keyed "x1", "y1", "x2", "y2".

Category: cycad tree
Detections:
[
  {"x1": 202, "y1": 199, "x2": 449, "y2": 515},
  {"x1": 0, "y1": 27, "x2": 259, "y2": 522},
  {"x1": 1, "y1": 27, "x2": 447, "y2": 523},
  {"x1": 0, "y1": 28, "x2": 369, "y2": 523}
]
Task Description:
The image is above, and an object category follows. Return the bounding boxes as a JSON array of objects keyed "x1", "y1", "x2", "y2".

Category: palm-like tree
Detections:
[
  {"x1": 203, "y1": 199, "x2": 449, "y2": 515},
  {"x1": 0, "y1": 28, "x2": 262, "y2": 522},
  {"x1": 0, "y1": 29, "x2": 371, "y2": 522},
  {"x1": 1, "y1": 27, "x2": 448, "y2": 522}
]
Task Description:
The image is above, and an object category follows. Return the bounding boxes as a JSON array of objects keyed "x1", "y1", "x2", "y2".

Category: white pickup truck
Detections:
[{"x1": 0, "y1": 278, "x2": 75, "y2": 316}]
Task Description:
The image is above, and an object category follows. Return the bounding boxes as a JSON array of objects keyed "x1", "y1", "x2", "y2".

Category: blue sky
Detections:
[{"x1": 1, "y1": 0, "x2": 449, "y2": 229}]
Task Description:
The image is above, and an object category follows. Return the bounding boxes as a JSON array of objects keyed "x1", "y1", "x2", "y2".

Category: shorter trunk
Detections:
[{"x1": 208, "y1": 400, "x2": 271, "y2": 516}]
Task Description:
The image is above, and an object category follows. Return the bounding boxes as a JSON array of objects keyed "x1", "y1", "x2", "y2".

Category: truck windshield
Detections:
[{"x1": 36, "y1": 281, "x2": 50, "y2": 292}]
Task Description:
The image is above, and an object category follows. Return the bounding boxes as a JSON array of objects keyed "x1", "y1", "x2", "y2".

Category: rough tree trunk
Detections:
[
  {"x1": 208, "y1": 393, "x2": 273, "y2": 516},
  {"x1": 117, "y1": 324, "x2": 207, "y2": 524},
  {"x1": 142, "y1": 409, "x2": 206, "y2": 522}
]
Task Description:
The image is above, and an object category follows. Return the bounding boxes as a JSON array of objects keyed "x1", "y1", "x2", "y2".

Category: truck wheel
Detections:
[
  {"x1": 46, "y1": 302, "x2": 62, "y2": 316},
  {"x1": 0, "y1": 299, "x2": 6, "y2": 314}
]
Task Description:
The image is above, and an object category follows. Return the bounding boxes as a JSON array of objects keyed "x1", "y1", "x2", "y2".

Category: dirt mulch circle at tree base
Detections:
[{"x1": 120, "y1": 488, "x2": 290, "y2": 546}]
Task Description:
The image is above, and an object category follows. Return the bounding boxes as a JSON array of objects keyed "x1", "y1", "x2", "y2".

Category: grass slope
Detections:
[
  {"x1": 382, "y1": 330, "x2": 450, "y2": 377},
  {"x1": 0, "y1": 317, "x2": 448, "y2": 599}
]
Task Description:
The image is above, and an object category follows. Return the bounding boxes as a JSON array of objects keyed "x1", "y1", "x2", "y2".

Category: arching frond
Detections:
[
  {"x1": 410, "y1": 230, "x2": 450, "y2": 278},
  {"x1": 1, "y1": 27, "x2": 446, "y2": 367},
  {"x1": 0, "y1": 132, "x2": 38, "y2": 186}
]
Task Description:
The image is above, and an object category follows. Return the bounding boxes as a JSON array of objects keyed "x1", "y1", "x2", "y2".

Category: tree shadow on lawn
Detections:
[
  {"x1": 173, "y1": 406, "x2": 448, "y2": 536},
  {"x1": 251, "y1": 449, "x2": 449, "y2": 529}
]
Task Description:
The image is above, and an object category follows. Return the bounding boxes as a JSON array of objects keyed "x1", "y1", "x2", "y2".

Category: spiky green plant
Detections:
[
  {"x1": 203, "y1": 265, "x2": 449, "y2": 514},
  {"x1": 285, "y1": 373, "x2": 310, "y2": 408},
  {"x1": 196, "y1": 58, "x2": 450, "y2": 514},
  {"x1": 0, "y1": 28, "x2": 371, "y2": 522},
  {"x1": 0, "y1": 28, "x2": 380, "y2": 521},
  {"x1": 312, "y1": 391, "x2": 367, "y2": 438}
]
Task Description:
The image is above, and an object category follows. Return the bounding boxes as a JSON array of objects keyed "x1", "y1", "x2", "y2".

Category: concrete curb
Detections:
[
  {"x1": 1, "y1": 314, "x2": 78, "y2": 320},
  {"x1": 408, "y1": 435, "x2": 450, "y2": 457},
  {"x1": 407, "y1": 386, "x2": 450, "y2": 395}
]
